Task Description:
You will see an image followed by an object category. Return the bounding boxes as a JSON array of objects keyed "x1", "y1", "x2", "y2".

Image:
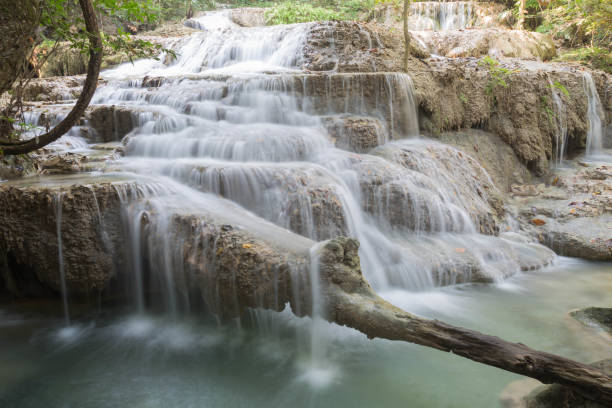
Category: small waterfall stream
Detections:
[
  {"x1": 547, "y1": 77, "x2": 568, "y2": 166},
  {"x1": 409, "y1": 1, "x2": 476, "y2": 31},
  {"x1": 53, "y1": 193, "x2": 70, "y2": 326},
  {"x1": 583, "y1": 72, "x2": 606, "y2": 157}
]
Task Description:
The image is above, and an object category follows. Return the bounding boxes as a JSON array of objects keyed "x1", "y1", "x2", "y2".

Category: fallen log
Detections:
[{"x1": 317, "y1": 238, "x2": 612, "y2": 405}]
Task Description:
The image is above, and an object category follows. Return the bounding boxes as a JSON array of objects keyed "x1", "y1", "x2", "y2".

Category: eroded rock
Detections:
[
  {"x1": 570, "y1": 307, "x2": 612, "y2": 333},
  {"x1": 87, "y1": 105, "x2": 137, "y2": 142},
  {"x1": 322, "y1": 115, "x2": 386, "y2": 153}
]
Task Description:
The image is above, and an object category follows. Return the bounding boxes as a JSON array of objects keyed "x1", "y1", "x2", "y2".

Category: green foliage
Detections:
[
  {"x1": 265, "y1": 2, "x2": 341, "y2": 25},
  {"x1": 540, "y1": 95, "x2": 555, "y2": 126},
  {"x1": 339, "y1": 0, "x2": 376, "y2": 20},
  {"x1": 538, "y1": 0, "x2": 611, "y2": 49},
  {"x1": 478, "y1": 56, "x2": 512, "y2": 94},
  {"x1": 459, "y1": 92, "x2": 468, "y2": 104},
  {"x1": 549, "y1": 81, "x2": 569, "y2": 98},
  {"x1": 554, "y1": 46, "x2": 612, "y2": 74},
  {"x1": 41, "y1": 0, "x2": 159, "y2": 53}
]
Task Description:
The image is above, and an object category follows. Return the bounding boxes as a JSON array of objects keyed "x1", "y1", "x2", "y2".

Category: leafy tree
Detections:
[{"x1": 0, "y1": 0, "x2": 160, "y2": 155}]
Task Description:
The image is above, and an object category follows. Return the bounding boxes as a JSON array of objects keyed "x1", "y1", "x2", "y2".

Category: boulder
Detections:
[
  {"x1": 322, "y1": 115, "x2": 386, "y2": 153},
  {"x1": 87, "y1": 105, "x2": 137, "y2": 142},
  {"x1": 570, "y1": 307, "x2": 612, "y2": 333}
]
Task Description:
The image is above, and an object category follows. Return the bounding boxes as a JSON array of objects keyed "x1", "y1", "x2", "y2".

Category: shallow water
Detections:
[{"x1": 1, "y1": 258, "x2": 610, "y2": 408}]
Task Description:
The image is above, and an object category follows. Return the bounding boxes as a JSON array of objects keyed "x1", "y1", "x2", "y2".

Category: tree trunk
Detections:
[
  {"x1": 0, "y1": 0, "x2": 41, "y2": 97},
  {"x1": 403, "y1": 0, "x2": 410, "y2": 71},
  {"x1": 0, "y1": 0, "x2": 103, "y2": 155},
  {"x1": 518, "y1": 0, "x2": 526, "y2": 29}
]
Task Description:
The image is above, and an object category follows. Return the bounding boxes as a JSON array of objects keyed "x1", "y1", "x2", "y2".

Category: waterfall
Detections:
[
  {"x1": 52, "y1": 13, "x2": 551, "y2": 334},
  {"x1": 53, "y1": 193, "x2": 70, "y2": 325},
  {"x1": 547, "y1": 78, "x2": 568, "y2": 166},
  {"x1": 582, "y1": 72, "x2": 605, "y2": 157},
  {"x1": 409, "y1": 2, "x2": 476, "y2": 31}
]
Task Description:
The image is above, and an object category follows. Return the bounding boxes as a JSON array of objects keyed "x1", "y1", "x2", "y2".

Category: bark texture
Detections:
[{"x1": 0, "y1": 0, "x2": 41, "y2": 96}]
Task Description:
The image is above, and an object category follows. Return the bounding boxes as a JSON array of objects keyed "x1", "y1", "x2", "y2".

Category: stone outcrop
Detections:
[
  {"x1": 436, "y1": 129, "x2": 533, "y2": 191},
  {"x1": 322, "y1": 115, "x2": 386, "y2": 153},
  {"x1": 21, "y1": 76, "x2": 85, "y2": 102},
  {"x1": 0, "y1": 178, "x2": 125, "y2": 296},
  {"x1": 411, "y1": 59, "x2": 612, "y2": 174},
  {"x1": 87, "y1": 105, "x2": 137, "y2": 142},
  {"x1": 304, "y1": 21, "x2": 427, "y2": 73},
  {"x1": 570, "y1": 307, "x2": 612, "y2": 334},
  {"x1": 230, "y1": 7, "x2": 266, "y2": 27},
  {"x1": 515, "y1": 161, "x2": 612, "y2": 260}
]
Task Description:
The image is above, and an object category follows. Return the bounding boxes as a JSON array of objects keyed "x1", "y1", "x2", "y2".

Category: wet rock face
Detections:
[
  {"x1": 413, "y1": 59, "x2": 612, "y2": 174},
  {"x1": 435, "y1": 129, "x2": 533, "y2": 191},
  {"x1": 87, "y1": 105, "x2": 137, "y2": 142},
  {"x1": 570, "y1": 307, "x2": 612, "y2": 333},
  {"x1": 0, "y1": 179, "x2": 317, "y2": 313},
  {"x1": 362, "y1": 140, "x2": 505, "y2": 235},
  {"x1": 322, "y1": 115, "x2": 386, "y2": 153},
  {"x1": 0, "y1": 182, "x2": 125, "y2": 296}
]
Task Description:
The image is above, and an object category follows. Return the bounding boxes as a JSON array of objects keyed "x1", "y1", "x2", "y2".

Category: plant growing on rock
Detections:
[{"x1": 478, "y1": 56, "x2": 513, "y2": 98}]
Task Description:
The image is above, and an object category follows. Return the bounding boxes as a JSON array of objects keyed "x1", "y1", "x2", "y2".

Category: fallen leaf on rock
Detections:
[
  {"x1": 454, "y1": 248, "x2": 466, "y2": 253},
  {"x1": 531, "y1": 218, "x2": 546, "y2": 226},
  {"x1": 242, "y1": 243, "x2": 253, "y2": 249}
]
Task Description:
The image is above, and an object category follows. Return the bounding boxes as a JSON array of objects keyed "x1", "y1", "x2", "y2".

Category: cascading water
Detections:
[
  {"x1": 409, "y1": 1, "x2": 476, "y2": 31},
  {"x1": 582, "y1": 72, "x2": 606, "y2": 158},
  {"x1": 53, "y1": 193, "x2": 70, "y2": 325},
  {"x1": 6, "y1": 10, "x2": 606, "y2": 407},
  {"x1": 547, "y1": 78, "x2": 568, "y2": 166},
  {"x1": 87, "y1": 10, "x2": 553, "y2": 299},
  {"x1": 28, "y1": 12, "x2": 557, "y2": 386}
]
